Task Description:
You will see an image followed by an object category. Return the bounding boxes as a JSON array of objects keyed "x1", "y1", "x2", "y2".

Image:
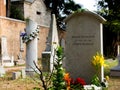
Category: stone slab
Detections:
[
  {"x1": 0, "y1": 66, "x2": 5, "y2": 77},
  {"x1": 12, "y1": 71, "x2": 21, "y2": 80},
  {"x1": 21, "y1": 69, "x2": 26, "y2": 78},
  {"x1": 42, "y1": 52, "x2": 51, "y2": 72}
]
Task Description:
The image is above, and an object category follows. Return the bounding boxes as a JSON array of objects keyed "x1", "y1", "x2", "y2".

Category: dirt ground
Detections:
[
  {"x1": 0, "y1": 66, "x2": 42, "y2": 90},
  {"x1": 108, "y1": 77, "x2": 120, "y2": 90},
  {"x1": 0, "y1": 79, "x2": 40, "y2": 90},
  {"x1": 0, "y1": 66, "x2": 119, "y2": 90}
]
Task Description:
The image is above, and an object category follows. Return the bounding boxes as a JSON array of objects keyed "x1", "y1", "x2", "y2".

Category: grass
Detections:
[
  {"x1": 0, "y1": 77, "x2": 41, "y2": 90},
  {"x1": 0, "y1": 59, "x2": 118, "y2": 90},
  {"x1": 0, "y1": 66, "x2": 42, "y2": 90}
]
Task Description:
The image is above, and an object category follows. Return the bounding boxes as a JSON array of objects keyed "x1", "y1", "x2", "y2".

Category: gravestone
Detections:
[
  {"x1": 64, "y1": 11, "x2": 106, "y2": 84},
  {"x1": 12, "y1": 71, "x2": 21, "y2": 80},
  {"x1": 16, "y1": 31, "x2": 25, "y2": 65},
  {"x1": 21, "y1": 69, "x2": 26, "y2": 78},
  {"x1": 42, "y1": 52, "x2": 51, "y2": 72},
  {"x1": 1, "y1": 36, "x2": 14, "y2": 66},
  {"x1": 42, "y1": 14, "x2": 59, "y2": 72},
  {"x1": 0, "y1": 66, "x2": 5, "y2": 77}
]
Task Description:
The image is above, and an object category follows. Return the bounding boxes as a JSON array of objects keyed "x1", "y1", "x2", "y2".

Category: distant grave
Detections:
[
  {"x1": 0, "y1": 66, "x2": 5, "y2": 77},
  {"x1": 1, "y1": 36, "x2": 14, "y2": 66},
  {"x1": 42, "y1": 14, "x2": 59, "y2": 72},
  {"x1": 110, "y1": 54, "x2": 120, "y2": 76},
  {"x1": 15, "y1": 31, "x2": 25, "y2": 65},
  {"x1": 64, "y1": 11, "x2": 106, "y2": 84}
]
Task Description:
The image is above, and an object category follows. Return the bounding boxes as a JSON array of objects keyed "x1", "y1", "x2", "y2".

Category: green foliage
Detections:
[
  {"x1": 44, "y1": 0, "x2": 81, "y2": 29},
  {"x1": 32, "y1": 87, "x2": 40, "y2": 90},
  {"x1": 91, "y1": 75, "x2": 101, "y2": 86},
  {"x1": 97, "y1": 0, "x2": 120, "y2": 58},
  {"x1": 104, "y1": 59, "x2": 118, "y2": 76},
  {"x1": 49, "y1": 47, "x2": 66, "y2": 90},
  {"x1": 10, "y1": 5, "x2": 24, "y2": 20}
]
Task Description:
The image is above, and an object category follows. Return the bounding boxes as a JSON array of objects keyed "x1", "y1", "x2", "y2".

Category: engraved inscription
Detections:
[{"x1": 72, "y1": 34, "x2": 95, "y2": 46}]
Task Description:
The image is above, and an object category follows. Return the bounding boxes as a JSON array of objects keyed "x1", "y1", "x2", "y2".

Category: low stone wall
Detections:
[{"x1": 0, "y1": 16, "x2": 50, "y2": 61}]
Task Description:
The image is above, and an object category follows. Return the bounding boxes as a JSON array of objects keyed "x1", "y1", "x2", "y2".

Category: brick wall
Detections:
[
  {"x1": 0, "y1": 17, "x2": 49, "y2": 60},
  {"x1": 0, "y1": 16, "x2": 26, "y2": 60},
  {"x1": 0, "y1": 0, "x2": 6, "y2": 16},
  {"x1": 38, "y1": 26, "x2": 49, "y2": 58}
]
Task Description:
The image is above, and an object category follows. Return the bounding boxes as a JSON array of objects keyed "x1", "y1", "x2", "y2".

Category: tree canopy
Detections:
[
  {"x1": 44, "y1": 0, "x2": 81, "y2": 29},
  {"x1": 98, "y1": 0, "x2": 120, "y2": 32},
  {"x1": 97, "y1": 0, "x2": 120, "y2": 58}
]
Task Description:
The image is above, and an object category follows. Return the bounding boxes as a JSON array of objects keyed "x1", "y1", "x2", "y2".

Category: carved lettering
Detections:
[{"x1": 72, "y1": 34, "x2": 95, "y2": 46}]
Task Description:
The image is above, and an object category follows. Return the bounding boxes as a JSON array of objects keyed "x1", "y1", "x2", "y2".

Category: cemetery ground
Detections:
[
  {"x1": 0, "y1": 65, "x2": 42, "y2": 90},
  {"x1": 0, "y1": 59, "x2": 119, "y2": 90}
]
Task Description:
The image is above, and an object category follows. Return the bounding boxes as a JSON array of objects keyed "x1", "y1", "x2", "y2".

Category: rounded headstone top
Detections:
[{"x1": 64, "y1": 10, "x2": 106, "y2": 23}]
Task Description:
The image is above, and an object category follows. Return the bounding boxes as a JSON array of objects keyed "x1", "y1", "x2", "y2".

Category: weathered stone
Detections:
[
  {"x1": 21, "y1": 69, "x2": 26, "y2": 78},
  {"x1": 42, "y1": 52, "x2": 51, "y2": 72},
  {"x1": 1, "y1": 36, "x2": 14, "y2": 66},
  {"x1": 0, "y1": 66, "x2": 5, "y2": 77},
  {"x1": 25, "y1": 19, "x2": 39, "y2": 75},
  {"x1": 64, "y1": 11, "x2": 106, "y2": 84},
  {"x1": 42, "y1": 14, "x2": 59, "y2": 72},
  {"x1": 12, "y1": 71, "x2": 21, "y2": 80}
]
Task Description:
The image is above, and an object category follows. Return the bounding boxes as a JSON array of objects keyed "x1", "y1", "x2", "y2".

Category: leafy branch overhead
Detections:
[
  {"x1": 97, "y1": 0, "x2": 120, "y2": 33},
  {"x1": 97, "y1": 0, "x2": 120, "y2": 58},
  {"x1": 44, "y1": 0, "x2": 81, "y2": 29}
]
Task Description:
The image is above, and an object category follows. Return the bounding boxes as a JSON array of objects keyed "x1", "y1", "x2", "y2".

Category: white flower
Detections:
[{"x1": 22, "y1": 26, "x2": 40, "y2": 43}]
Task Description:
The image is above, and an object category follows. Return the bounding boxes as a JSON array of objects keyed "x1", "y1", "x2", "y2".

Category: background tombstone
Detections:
[
  {"x1": 0, "y1": 66, "x2": 5, "y2": 77},
  {"x1": 64, "y1": 11, "x2": 106, "y2": 84},
  {"x1": 16, "y1": 31, "x2": 25, "y2": 65},
  {"x1": 42, "y1": 14, "x2": 59, "y2": 72},
  {"x1": 110, "y1": 54, "x2": 120, "y2": 76},
  {"x1": 1, "y1": 36, "x2": 14, "y2": 66}
]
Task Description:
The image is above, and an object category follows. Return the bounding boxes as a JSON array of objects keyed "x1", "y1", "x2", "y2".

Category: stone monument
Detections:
[
  {"x1": 22, "y1": 19, "x2": 39, "y2": 75},
  {"x1": 1, "y1": 36, "x2": 14, "y2": 66},
  {"x1": 0, "y1": 66, "x2": 5, "y2": 77},
  {"x1": 42, "y1": 14, "x2": 59, "y2": 72},
  {"x1": 64, "y1": 11, "x2": 106, "y2": 84},
  {"x1": 16, "y1": 31, "x2": 25, "y2": 65}
]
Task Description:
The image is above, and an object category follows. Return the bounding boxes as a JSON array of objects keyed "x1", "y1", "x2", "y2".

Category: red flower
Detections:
[
  {"x1": 75, "y1": 78, "x2": 86, "y2": 86},
  {"x1": 70, "y1": 78, "x2": 74, "y2": 84}
]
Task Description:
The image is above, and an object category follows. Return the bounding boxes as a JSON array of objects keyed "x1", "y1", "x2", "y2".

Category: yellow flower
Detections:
[
  {"x1": 105, "y1": 76, "x2": 109, "y2": 81},
  {"x1": 96, "y1": 55, "x2": 100, "y2": 61},
  {"x1": 91, "y1": 52, "x2": 106, "y2": 70},
  {"x1": 100, "y1": 57, "x2": 104, "y2": 66}
]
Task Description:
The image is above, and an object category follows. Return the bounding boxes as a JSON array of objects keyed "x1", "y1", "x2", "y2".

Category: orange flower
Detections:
[
  {"x1": 67, "y1": 86, "x2": 71, "y2": 90},
  {"x1": 64, "y1": 73, "x2": 71, "y2": 89}
]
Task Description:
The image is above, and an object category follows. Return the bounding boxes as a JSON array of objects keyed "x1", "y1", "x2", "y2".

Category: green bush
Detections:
[{"x1": 104, "y1": 59, "x2": 118, "y2": 76}]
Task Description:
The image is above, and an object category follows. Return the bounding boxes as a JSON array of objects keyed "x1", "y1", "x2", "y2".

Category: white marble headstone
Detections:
[
  {"x1": 0, "y1": 66, "x2": 5, "y2": 77},
  {"x1": 1, "y1": 36, "x2": 14, "y2": 66},
  {"x1": 1, "y1": 36, "x2": 10, "y2": 61},
  {"x1": 64, "y1": 11, "x2": 106, "y2": 84}
]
